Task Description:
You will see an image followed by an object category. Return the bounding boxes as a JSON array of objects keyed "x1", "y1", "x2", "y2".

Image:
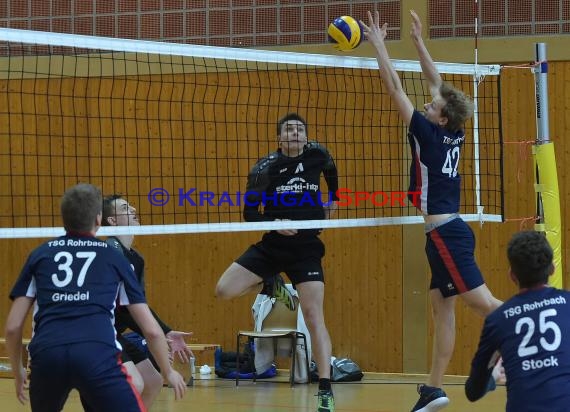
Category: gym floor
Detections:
[{"x1": 0, "y1": 371, "x2": 506, "y2": 411}]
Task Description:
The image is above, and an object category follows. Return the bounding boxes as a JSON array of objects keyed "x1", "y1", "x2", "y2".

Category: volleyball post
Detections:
[{"x1": 532, "y1": 43, "x2": 563, "y2": 288}]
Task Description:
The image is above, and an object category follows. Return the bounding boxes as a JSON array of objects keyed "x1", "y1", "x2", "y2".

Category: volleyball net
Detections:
[{"x1": 0, "y1": 28, "x2": 503, "y2": 238}]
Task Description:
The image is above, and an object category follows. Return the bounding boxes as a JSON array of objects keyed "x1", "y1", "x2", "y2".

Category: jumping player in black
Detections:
[
  {"x1": 215, "y1": 113, "x2": 339, "y2": 412},
  {"x1": 4, "y1": 183, "x2": 186, "y2": 411}
]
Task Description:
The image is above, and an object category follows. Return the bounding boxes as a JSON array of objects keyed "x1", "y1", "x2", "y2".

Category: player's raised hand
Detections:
[
  {"x1": 361, "y1": 10, "x2": 388, "y2": 46},
  {"x1": 410, "y1": 10, "x2": 423, "y2": 41}
]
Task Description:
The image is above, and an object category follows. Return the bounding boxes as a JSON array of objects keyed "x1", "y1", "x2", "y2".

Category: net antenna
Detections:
[
  {"x1": 472, "y1": 0, "x2": 484, "y2": 225},
  {"x1": 0, "y1": 28, "x2": 503, "y2": 238}
]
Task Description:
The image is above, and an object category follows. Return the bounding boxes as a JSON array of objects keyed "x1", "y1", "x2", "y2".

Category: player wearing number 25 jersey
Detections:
[
  {"x1": 4, "y1": 184, "x2": 186, "y2": 412},
  {"x1": 466, "y1": 231, "x2": 570, "y2": 411}
]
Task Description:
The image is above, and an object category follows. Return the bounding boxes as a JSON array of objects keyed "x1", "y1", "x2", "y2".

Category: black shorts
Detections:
[
  {"x1": 235, "y1": 233, "x2": 325, "y2": 285},
  {"x1": 117, "y1": 334, "x2": 148, "y2": 365},
  {"x1": 425, "y1": 217, "x2": 485, "y2": 297}
]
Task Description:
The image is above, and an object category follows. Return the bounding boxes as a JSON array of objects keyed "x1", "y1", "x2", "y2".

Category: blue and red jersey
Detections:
[
  {"x1": 407, "y1": 110, "x2": 463, "y2": 215},
  {"x1": 466, "y1": 287, "x2": 570, "y2": 411},
  {"x1": 9, "y1": 234, "x2": 146, "y2": 357}
]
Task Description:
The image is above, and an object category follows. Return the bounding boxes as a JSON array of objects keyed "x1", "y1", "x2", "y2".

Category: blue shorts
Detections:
[
  {"x1": 29, "y1": 342, "x2": 144, "y2": 412},
  {"x1": 425, "y1": 217, "x2": 484, "y2": 297}
]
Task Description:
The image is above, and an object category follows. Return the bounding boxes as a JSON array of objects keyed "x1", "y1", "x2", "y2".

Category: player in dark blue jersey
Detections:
[
  {"x1": 215, "y1": 113, "x2": 339, "y2": 412},
  {"x1": 466, "y1": 231, "x2": 570, "y2": 411},
  {"x1": 4, "y1": 183, "x2": 186, "y2": 411},
  {"x1": 99, "y1": 194, "x2": 193, "y2": 410},
  {"x1": 363, "y1": 10, "x2": 503, "y2": 412}
]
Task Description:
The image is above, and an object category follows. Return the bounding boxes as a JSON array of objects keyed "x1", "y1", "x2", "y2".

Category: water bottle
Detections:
[{"x1": 187, "y1": 356, "x2": 196, "y2": 387}]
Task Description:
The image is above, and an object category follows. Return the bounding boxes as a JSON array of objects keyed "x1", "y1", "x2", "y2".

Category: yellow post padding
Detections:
[{"x1": 533, "y1": 143, "x2": 563, "y2": 288}]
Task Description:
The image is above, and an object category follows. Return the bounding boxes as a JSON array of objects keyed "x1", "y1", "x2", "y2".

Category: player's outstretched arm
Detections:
[
  {"x1": 362, "y1": 11, "x2": 414, "y2": 126},
  {"x1": 128, "y1": 303, "x2": 187, "y2": 400},
  {"x1": 147, "y1": 307, "x2": 194, "y2": 362},
  {"x1": 409, "y1": 10, "x2": 442, "y2": 98},
  {"x1": 4, "y1": 296, "x2": 33, "y2": 404},
  {"x1": 166, "y1": 330, "x2": 194, "y2": 363}
]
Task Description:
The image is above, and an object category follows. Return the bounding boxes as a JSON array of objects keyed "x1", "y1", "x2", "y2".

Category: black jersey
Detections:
[
  {"x1": 107, "y1": 237, "x2": 171, "y2": 336},
  {"x1": 243, "y1": 142, "x2": 339, "y2": 229},
  {"x1": 106, "y1": 237, "x2": 145, "y2": 293}
]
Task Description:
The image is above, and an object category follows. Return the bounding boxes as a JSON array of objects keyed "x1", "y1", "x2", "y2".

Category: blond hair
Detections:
[{"x1": 440, "y1": 82, "x2": 474, "y2": 132}]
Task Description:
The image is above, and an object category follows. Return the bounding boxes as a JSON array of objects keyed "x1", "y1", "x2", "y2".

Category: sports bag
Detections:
[
  {"x1": 331, "y1": 357, "x2": 364, "y2": 382},
  {"x1": 310, "y1": 356, "x2": 364, "y2": 382}
]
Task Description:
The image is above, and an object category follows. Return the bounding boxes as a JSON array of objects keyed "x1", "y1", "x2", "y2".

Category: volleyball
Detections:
[{"x1": 327, "y1": 16, "x2": 363, "y2": 51}]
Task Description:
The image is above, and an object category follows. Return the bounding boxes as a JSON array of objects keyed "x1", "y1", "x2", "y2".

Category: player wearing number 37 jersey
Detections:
[
  {"x1": 466, "y1": 231, "x2": 570, "y2": 411},
  {"x1": 4, "y1": 184, "x2": 185, "y2": 411}
]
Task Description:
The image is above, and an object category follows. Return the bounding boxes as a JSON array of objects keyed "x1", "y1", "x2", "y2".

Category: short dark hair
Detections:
[
  {"x1": 440, "y1": 82, "x2": 474, "y2": 132},
  {"x1": 277, "y1": 112, "x2": 307, "y2": 136},
  {"x1": 102, "y1": 194, "x2": 123, "y2": 226},
  {"x1": 507, "y1": 231, "x2": 554, "y2": 288},
  {"x1": 61, "y1": 183, "x2": 102, "y2": 232}
]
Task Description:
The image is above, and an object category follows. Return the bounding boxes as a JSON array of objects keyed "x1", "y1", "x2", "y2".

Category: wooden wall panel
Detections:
[{"x1": 1, "y1": 61, "x2": 568, "y2": 376}]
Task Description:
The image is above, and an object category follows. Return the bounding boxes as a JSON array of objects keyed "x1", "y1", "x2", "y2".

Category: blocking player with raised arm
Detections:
[
  {"x1": 362, "y1": 10, "x2": 502, "y2": 412},
  {"x1": 215, "y1": 113, "x2": 339, "y2": 412},
  {"x1": 466, "y1": 231, "x2": 570, "y2": 411},
  {"x1": 4, "y1": 183, "x2": 186, "y2": 411}
]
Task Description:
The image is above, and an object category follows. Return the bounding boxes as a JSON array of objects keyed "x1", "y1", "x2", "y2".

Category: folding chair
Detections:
[{"x1": 236, "y1": 299, "x2": 309, "y2": 387}]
